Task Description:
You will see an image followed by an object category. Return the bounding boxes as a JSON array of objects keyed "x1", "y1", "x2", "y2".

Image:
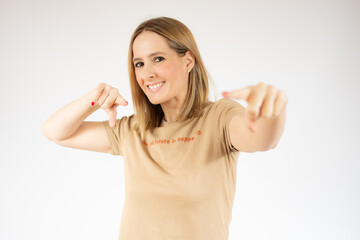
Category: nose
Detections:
[{"x1": 143, "y1": 64, "x2": 156, "y2": 80}]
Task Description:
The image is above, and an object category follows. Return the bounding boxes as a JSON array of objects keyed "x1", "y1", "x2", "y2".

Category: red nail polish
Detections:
[{"x1": 91, "y1": 102, "x2": 95, "y2": 106}]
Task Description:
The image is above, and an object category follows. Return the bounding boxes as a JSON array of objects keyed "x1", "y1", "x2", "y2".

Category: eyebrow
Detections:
[{"x1": 133, "y1": 52, "x2": 166, "y2": 62}]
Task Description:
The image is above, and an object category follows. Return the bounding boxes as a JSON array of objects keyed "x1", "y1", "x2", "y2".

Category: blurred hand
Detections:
[{"x1": 222, "y1": 82, "x2": 287, "y2": 132}]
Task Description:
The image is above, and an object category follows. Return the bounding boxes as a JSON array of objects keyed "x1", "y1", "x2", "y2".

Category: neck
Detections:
[{"x1": 161, "y1": 98, "x2": 185, "y2": 123}]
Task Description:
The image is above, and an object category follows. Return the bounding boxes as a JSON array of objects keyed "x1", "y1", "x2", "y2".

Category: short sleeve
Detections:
[
  {"x1": 102, "y1": 116, "x2": 131, "y2": 156},
  {"x1": 212, "y1": 98, "x2": 246, "y2": 153}
]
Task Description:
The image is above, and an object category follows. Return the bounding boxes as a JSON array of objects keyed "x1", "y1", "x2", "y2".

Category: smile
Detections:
[{"x1": 147, "y1": 81, "x2": 165, "y2": 92}]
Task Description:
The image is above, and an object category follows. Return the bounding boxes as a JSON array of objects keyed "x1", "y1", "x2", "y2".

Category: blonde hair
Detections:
[{"x1": 128, "y1": 17, "x2": 212, "y2": 139}]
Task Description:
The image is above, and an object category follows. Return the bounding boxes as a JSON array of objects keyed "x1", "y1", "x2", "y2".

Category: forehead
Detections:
[{"x1": 132, "y1": 31, "x2": 172, "y2": 58}]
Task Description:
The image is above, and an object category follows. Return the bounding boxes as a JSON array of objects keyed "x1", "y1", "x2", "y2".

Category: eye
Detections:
[
  {"x1": 134, "y1": 62, "x2": 143, "y2": 68},
  {"x1": 154, "y1": 56, "x2": 164, "y2": 62}
]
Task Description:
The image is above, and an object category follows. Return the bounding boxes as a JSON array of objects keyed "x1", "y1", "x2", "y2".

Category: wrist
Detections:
[{"x1": 81, "y1": 89, "x2": 101, "y2": 111}]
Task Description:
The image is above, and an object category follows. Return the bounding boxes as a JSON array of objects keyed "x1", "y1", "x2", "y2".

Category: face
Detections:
[{"x1": 132, "y1": 31, "x2": 192, "y2": 106}]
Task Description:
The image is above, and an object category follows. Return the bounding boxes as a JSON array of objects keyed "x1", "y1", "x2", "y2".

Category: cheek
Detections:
[
  {"x1": 159, "y1": 62, "x2": 183, "y2": 78},
  {"x1": 135, "y1": 71, "x2": 143, "y2": 85}
]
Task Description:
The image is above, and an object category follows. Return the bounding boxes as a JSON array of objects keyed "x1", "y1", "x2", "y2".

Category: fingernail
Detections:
[{"x1": 91, "y1": 101, "x2": 95, "y2": 106}]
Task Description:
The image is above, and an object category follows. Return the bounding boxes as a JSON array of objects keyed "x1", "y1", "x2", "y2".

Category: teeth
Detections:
[{"x1": 148, "y1": 82, "x2": 164, "y2": 90}]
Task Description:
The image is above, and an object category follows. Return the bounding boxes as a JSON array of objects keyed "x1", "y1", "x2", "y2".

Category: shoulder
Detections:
[
  {"x1": 204, "y1": 98, "x2": 245, "y2": 116},
  {"x1": 197, "y1": 98, "x2": 245, "y2": 130},
  {"x1": 111, "y1": 114, "x2": 137, "y2": 132},
  {"x1": 197, "y1": 99, "x2": 245, "y2": 153},
  {"x1": 216, "y1": 98, "x2": 244, "y2": 107},
  {"x1": 123, "y1": 114, "x2": 137, "y2": 130}
]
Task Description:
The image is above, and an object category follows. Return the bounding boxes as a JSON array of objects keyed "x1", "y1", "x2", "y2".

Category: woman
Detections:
[{"x1": 41, "y1": 17, "x2": 287, "y2": 240}]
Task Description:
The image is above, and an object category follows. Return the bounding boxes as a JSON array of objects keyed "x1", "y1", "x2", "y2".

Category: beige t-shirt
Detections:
[{"x1": 102, "y1": 98, "x2": 245, "y2": 240}]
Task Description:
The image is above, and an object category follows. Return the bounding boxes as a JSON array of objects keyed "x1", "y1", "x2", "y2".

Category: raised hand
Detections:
[
  {"x1": 222, "y1": 82, "x2": 287, "y2": 133},
  {"x1": 92, "y1": 83, "x2": 128, "y2": 128}
]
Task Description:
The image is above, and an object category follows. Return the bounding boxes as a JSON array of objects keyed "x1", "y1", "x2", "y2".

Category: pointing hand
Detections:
[
  {"x1": 222, "y1": 83, "x2": 287, "y2": 132},
  {"x1": 92, "y1": 83, "x2": 128, "y2": 128}
]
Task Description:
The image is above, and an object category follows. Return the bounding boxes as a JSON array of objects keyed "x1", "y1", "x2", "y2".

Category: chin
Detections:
[{"x1": 146, "y1": 96, "x2": 164, "y2": 106}]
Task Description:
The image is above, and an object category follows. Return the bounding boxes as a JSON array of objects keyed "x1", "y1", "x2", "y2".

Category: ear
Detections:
[{"x1": 184, "y1": 51, "x2": 195, "y2": 73}]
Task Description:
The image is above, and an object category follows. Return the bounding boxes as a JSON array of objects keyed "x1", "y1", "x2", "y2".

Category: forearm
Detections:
[{"x1": 41, "y1": 89, "x2": 99, "y2": 142}]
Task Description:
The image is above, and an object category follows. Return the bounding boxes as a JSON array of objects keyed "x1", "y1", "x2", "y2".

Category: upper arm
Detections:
[{"x1": 54, "y1": 121, "x2": 112, "y2": 154}]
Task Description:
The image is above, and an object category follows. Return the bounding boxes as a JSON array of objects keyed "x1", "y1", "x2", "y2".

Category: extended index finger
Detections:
[
  {"x1": 106, "y1": 107, "x2": 117, "y2": 128},
  {"x1": 222, "y1": 87, "x2": 252, "y2": 100}
]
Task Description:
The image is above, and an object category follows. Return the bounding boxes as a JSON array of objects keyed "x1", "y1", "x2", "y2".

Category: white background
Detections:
[{"x1": 1, "y1": 0, "x2": 359, "y2": 239}]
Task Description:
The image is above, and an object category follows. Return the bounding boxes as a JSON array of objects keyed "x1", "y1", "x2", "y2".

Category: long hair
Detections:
[{"x1": 128, "y1": 17, "x2": 212, "y2": 140}]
